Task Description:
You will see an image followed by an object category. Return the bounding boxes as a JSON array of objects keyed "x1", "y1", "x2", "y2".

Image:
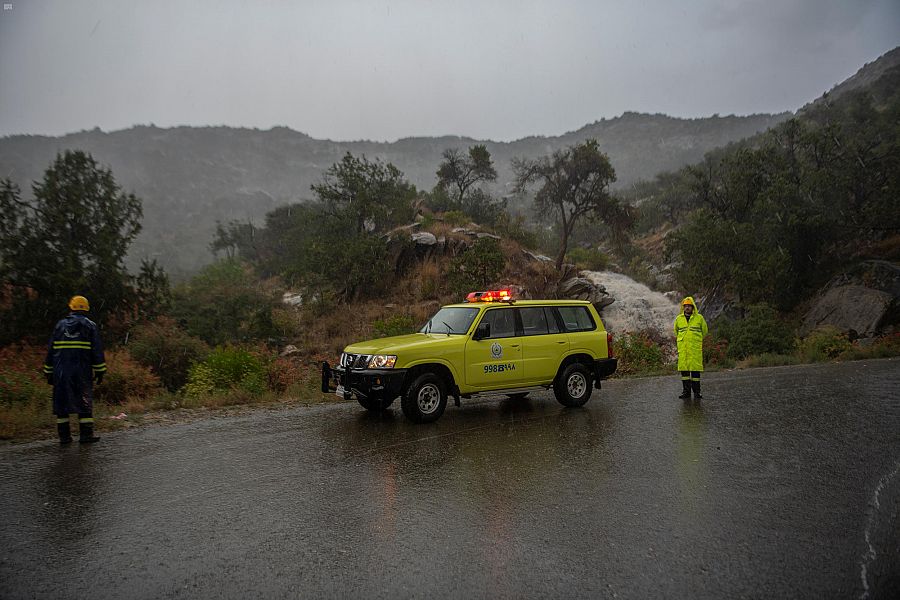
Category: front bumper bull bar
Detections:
[{"x1": 321, "y1": 362, "x2": 407, "y2": 401}]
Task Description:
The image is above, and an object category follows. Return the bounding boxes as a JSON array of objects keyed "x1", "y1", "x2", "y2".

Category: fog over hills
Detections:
[
  {"x1": 6, "y1": 47, "x2": 898, "y2": 276},
  {"x1": 0, "y1": 111, "x2": 789, "y2": 275}
]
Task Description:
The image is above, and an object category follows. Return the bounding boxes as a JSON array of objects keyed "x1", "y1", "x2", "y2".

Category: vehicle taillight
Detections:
[{"x1": 607, "y1": 331, "x2": 614, "y2": 359}]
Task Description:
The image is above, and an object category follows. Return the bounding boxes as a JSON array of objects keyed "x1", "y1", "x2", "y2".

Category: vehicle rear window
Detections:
[
  {"x1": 556, "y1": 306, "x2": 596, "y2": 332},
  {"x1": 519, "y1": 307, "x2": 549, "y2": 336}
]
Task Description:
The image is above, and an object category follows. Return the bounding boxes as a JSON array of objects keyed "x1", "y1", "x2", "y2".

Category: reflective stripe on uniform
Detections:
[
  {"x1": 56, "y1": 418, "x2": 69, "y2": 424},
  {"x1": 52, "y1": 341, "x2": 92, "y2": 349},
  {"x1": 43, "y1": 365, "x2": 53, "y2": 373},
  {"x1": 92, "y1": 363, "x2": 107, "y2": 371},
  {"x1": 79, "y1": 417, "x2": 94, "y2": 424}
]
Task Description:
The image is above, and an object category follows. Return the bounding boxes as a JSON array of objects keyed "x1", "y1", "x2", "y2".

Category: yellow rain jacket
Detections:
[{"x1": 673, "y1": 296, "x2": 708, "y2": 372}]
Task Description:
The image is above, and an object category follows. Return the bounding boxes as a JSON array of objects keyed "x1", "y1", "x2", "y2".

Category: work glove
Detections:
[
  {"x1": 94, "y1": 372, "x2": 104, "y2": 385},
  {"x1": 45, "y1": 373, "x2": 53, "y2": 385}
]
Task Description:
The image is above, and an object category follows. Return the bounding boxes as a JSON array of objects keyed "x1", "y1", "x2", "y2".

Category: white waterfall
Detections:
[{"x1": 582, "y1": 271, "x2": 680, "y2": 336}]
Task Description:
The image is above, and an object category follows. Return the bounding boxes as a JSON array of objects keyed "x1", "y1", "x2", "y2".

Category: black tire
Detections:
[
  {"x1": 401, "y1": 372, "x2": 447, "y2": 423},
  {"x1": 357, "y1": 395, "x2": 395, "y2": 411},
  {"x1": 553, "y1": 362, "x2": 593, "y2": 407},
  {"x1": 506, "y1": 392, "x2": 530, "y2": 400}
]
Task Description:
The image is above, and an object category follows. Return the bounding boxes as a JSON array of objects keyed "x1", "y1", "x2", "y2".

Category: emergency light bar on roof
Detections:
[{"x1": 465, "y1": 289, "x2": 514, "y2": 303}]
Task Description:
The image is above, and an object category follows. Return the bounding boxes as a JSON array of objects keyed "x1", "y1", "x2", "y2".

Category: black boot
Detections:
[
  {"x1": 57, "y1": 419, "x2": 72, "y2": 444},
  {"x1": 678, "y1": 380, "x2": 691, "y2": 400},
  {"x1": 79, "y1": 420, "x2": 100, "y2": 443},
  {"x1": 691, "y1": 380, "x2": 703, "y2": 400}
]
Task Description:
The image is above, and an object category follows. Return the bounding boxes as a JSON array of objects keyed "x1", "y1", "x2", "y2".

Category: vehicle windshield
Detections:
[{"x1": 420, "y1": 307, "x2": 479, "y2": 335}]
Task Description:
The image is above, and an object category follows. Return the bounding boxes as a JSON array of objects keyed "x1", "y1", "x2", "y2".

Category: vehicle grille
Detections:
[{"x1": 340, "y1": 353, "x2": 371, "y2": 369}]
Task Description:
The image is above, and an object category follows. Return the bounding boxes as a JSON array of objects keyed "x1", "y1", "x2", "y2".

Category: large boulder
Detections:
[
  {"x1": 800, "y1": 285, "x2": 894, "y2": 338},
  {"x1": 800, "y1": 261, "x2": 900, "y2": 338},
  {"x1": 557, "y1": 277, "x2": 615, "y2": 309}
]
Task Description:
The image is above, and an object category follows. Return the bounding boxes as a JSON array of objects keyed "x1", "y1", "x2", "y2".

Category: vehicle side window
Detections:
[
  {"x1": 481, "y1": 308, "x2": 517, "y2": 339},
  {"x1": 519, "y1": 307, "x2": 549, "y2": 336},
  {"x1": 544, "y1": 307, "x2": 561, "y2": 334},
  {"x1": 557, "y1": 306, "x2": 596, "y2": 332}
]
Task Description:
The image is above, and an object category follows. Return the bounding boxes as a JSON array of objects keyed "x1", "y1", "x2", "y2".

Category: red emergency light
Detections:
[{"x1": 466, "y1": 289, "x2": 513, "y2": 303}]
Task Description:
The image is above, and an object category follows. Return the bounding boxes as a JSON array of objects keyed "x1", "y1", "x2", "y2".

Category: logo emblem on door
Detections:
[{"x1": 490, "y1": 342, "x2": 502, "y2": 359}]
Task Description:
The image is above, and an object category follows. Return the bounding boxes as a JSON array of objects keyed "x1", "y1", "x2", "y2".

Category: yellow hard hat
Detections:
[{"x1": 68, "y1": 295, "x2": 90, "y2": 311}]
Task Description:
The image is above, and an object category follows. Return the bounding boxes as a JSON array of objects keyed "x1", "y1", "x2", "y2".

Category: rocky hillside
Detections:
[{"x1": 0, "y1": 112, "x2": 786, "y2": 276}]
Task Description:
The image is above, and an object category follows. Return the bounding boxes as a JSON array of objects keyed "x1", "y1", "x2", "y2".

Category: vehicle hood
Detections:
[{"x1": 344, "y1": 333, "x2": 459, "y2": 355}]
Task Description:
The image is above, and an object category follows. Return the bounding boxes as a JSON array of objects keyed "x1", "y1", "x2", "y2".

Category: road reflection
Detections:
[
  {"x1": 676, "y1": 401, "x2": 707, "y2": 516},
  {"x1": 37, "y1": 448, "x2": 101, "y2": 547},
  {"x1": 318, "y1": 398, "x2": 615, "y2": 594}
]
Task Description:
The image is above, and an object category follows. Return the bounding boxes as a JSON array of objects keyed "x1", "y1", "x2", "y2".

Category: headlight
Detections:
[{"x1": 367, "y1": 355, "x2": 397, "y2": 369}]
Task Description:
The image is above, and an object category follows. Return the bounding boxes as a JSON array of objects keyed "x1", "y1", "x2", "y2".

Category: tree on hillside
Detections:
[
  {"x1": 513, "y1": 140, "x2": 630, "y2": 270},
  {"x1": 437, "y1": 145, "x2": 497, "y2": 204},
  {"x1": 432, "y1": 145, "x2": 506, "y2": 226},
  {"x1": 312, "y1": 152, "x2": 416, "y2": 234},
  {"x1": 0, "y1": 150, "x2": 144, "y2": 342},
  {"x1": 170, "y1": 259, "x2": 277, "y2": 345},
  {"x1": 667, "y1": 95, "x2": 900, "y2": 310}
]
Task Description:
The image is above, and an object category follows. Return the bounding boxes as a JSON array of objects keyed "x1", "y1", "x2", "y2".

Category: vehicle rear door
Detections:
[
  {"x1": 557, "y1": 304, "x2": 604, "y2": 356},
  {"x1": 519, "y1": 306, "x2": 569, "y2": 384}
]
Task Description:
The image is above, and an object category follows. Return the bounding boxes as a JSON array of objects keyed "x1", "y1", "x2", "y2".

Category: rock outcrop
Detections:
[{"x1": 800, "y1": 261, "x2": 900, "y2": 338}]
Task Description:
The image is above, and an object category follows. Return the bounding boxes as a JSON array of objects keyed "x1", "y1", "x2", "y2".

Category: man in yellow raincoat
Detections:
[{"x1": 673, "y1": 296, "x2": 708, "y2": 400}]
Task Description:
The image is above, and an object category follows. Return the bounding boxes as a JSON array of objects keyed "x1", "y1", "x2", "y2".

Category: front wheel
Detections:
[
  {"x1": 554, "y1": 363, "x2": 593, "y2": 407},
  {"x1": 401, "y1": 373, "x2": 447, "y2": 423}
]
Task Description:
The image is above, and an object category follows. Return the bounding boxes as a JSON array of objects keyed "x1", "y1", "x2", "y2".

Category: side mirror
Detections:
[{"x1": 473, "y1": 322, "x2": 490, "y2": 341}]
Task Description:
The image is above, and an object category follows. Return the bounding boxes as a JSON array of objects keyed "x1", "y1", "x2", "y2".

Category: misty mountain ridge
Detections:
[
  {"x1": 2, "y1": 46, "x2": 897, "y2": 276},
  {"x1": 0, "y1": 112, "x2": 788, "y2": 275}
]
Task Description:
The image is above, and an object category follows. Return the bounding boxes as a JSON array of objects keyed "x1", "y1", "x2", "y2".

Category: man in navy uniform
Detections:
[{"x1": 43, "y1": 295, "x2": 107, "y2": 444}]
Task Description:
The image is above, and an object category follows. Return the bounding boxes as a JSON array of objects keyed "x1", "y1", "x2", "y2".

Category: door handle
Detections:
[
  {"x1": 557, "y1": 341, "x2": 566, "y2": 344},
  {"x1": 510, "y1": 344, "x2": 520, "y2": 348}
]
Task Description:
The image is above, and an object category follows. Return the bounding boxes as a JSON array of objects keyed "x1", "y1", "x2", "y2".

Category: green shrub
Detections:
[
  {"x1": 494, "y1": 213, "x2": 545, "y2": 250},
  {"x1": 128, "y1": 316, "x2": 210, "y2": 392},
  {"x1": 613, "y1": 331, "x2": 667, "y2": 376},
  {"x1": 373, "y1": 314, "x2": 417, "y2": 338},
  {"x1": 171, "y1": 259, "x2": 279, "y2": 345},
  {"x1": 442, "y1": 210, "x2": 470, "y2": 227},
  {"x1": 95, "y1": 349, "x2": 164, "y2": 405},
  {"x1": 270, "y1": 308, "x2": 301, "y2": 338},
  {"x1": 566, "y1": 247, "x2": 610, "y2": 271},
  {"x1": 744, "y1": 353, "x2": 803, "y2": 368},
  {"x1": 447, "y1": 237, "x2": 506, "y2": 295},
  {"x1": 702, "y1": 336, "x2": 734, "y2": 369},
  {"x1": 797, "y1": 326, "x2": 852, "y2": 362},
  {"x1": 719, "y1": 303, "x2": 794, "y2": 359},
  {"x1": 0, "y1": 343, "x2": 47, "y2": 406},
  {"x1": 840, "y1": 333, "x2": 900, "y2": 360},
  {"x1": 183, "y1": 345, "x2": 267, "y2": 398}
]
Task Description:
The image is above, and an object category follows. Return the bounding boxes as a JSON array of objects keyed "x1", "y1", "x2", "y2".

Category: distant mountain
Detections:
[
  {"x1": 803, "y1": 46, "x2": 900, "y2": 110},
  {"x1": 0, "y1": 112, "x2": 786, "y2": 276},
  {"x1": 4, "y1": 47, "x2": 895, "y2": 276}
]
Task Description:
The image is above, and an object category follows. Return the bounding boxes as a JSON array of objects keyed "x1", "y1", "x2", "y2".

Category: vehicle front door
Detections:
[{"x1": 465, "y1": 307, "x2": 524, "y2": 390}]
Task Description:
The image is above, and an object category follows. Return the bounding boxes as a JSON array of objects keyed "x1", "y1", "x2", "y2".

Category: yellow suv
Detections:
[{"x1": 321, "y1": 290, "x2": 617, "y2": 423}]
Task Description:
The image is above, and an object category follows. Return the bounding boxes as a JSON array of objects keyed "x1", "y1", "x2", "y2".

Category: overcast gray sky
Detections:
[{"x1": 1, "y1": 0, "x2": 898, "y2": 142}]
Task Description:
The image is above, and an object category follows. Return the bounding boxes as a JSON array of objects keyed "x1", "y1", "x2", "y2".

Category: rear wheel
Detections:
[
  {"x1": 357, "y1": 395, "x2": 394, "y2": 411},
  {"x1": 401, "y1": 373, "x2": 447, "y2": 423},
  {"x1": 554, "y1": 363, "x2": 593, "y2": 407}
]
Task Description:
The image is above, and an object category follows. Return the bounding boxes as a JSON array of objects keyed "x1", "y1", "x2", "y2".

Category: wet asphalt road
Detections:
[{"x1": 1, "y1": 359, "x2": 899, "y2": 599}]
